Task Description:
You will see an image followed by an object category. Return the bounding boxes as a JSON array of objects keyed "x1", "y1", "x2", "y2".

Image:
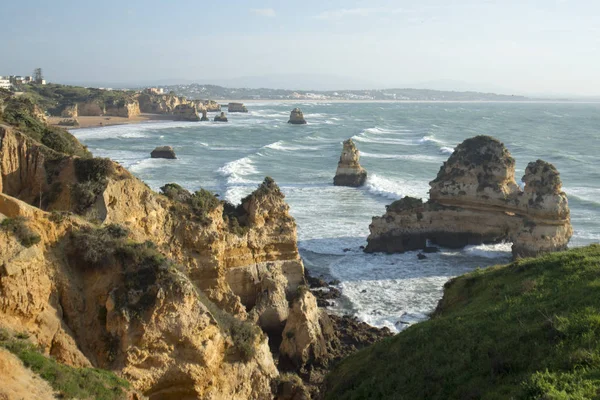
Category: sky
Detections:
[{"x1": 1, "y1": 0, "x2": 599, "y2": 96}]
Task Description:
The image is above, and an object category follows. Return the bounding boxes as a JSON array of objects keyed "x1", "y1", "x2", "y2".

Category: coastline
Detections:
[{"x1": 48, "y1": 113, "x2": 177, "y2": 130}]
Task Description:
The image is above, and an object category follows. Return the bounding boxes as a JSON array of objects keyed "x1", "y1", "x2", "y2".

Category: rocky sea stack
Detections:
[
  {"x1": 333, "y1": 139, "x2": 367, "y2": 187},
  {"x1": 200, "y1": 109, "x2": 209, "y2": 121},
  {"x1": 214, "y1": 112, "x2": 228, "y2": 122},
  {"x1": 228, "y1": 102, "x2": 248, "y2": 113},
  {"x1": 288, "y1": 108, "x2": 307, "y2": 124},
  {"x1": 150, "y1": 145, "x2": 177, "y2": 159},
  {"x1": 365, "y1": 135, "x2": 573, "y2": 258}
]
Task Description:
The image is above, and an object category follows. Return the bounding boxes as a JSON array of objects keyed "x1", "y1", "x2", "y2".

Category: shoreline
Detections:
[{"x1": 48, "y1": 113, "x2": 179, "y2": 130}]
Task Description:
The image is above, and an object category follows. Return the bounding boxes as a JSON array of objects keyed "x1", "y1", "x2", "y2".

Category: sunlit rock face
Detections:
[
  {"x1": 333, "y1": 139, "x2": 367, "y2": 187},
  {"x1": 365, "y1": 135, "x2": 572, "y2": 259}
]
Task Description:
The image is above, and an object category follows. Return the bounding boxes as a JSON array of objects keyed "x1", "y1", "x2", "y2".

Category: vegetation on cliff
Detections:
[
  {"x1": 0, "y1": 328, "x2": 131, "y2": 400},
  {"x1": 325, "y1": 245, "x2": 600, "y2": 400},
  {"x1": 0, "y1": 216, "x2": 41, "y2": 247},
  {"x1": 0, "y1": 95, "x2": 90, "y2": 157}
]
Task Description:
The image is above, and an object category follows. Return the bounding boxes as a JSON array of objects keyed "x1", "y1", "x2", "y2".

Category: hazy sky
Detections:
[{"x1": 1, "y1": 0, "x2": 599, "y2": 95}]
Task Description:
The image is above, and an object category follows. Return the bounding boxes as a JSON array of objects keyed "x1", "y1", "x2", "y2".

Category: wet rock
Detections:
[
  {"x1": 333, "y1": 139, "x2": 367, "y2": 187},
  {"x1": 228, "y1": 102, "x2": 248, "y2": 113},
  {"x1": 150, "y1": 146, "x2": 176, "y2": 159},
  {"x1": 288, "y1": 108, "x2": 307, "y2": 124},
  {"x1": 214, "y1": 112, "x2": 228, "y2": 122},
  {"x1": 417, "y1": 253, "x2": 427, "y2": 260}
]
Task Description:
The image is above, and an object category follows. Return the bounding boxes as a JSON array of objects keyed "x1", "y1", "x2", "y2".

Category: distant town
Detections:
[{"x1": 0, "y1": 69, "x2": 537, "y2": 102}]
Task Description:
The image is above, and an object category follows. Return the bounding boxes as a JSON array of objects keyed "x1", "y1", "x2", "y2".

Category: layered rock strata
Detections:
[
  {"x1": 288, "y1": 108, "x2": 307, "y2": 124},
  {"x1": 172, "y1": 104, "x2": 200, "y2": 121},
  {"x1": 365, "y1": 135, "x2": 572, "y2": 258},
  {"x1": 333, "y1": 139, "x2": 367, "y2": 187}
]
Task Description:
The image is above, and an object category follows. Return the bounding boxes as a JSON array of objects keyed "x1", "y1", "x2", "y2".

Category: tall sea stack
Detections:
[
  {"x1": 334, "y1": 139, "x2": 367, "y2": 187},
  {"x1": 288, "y1": 108, "x2": 307, "y2": 124}
]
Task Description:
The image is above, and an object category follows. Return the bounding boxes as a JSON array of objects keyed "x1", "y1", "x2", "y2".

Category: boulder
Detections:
[
  {"x1": 214, "y1": 112, "x2": 228, "y2": 122},
  {"x1": 365, "y1": 135, "x2": 573, "y2": 259},
  {"x1": 228, "y1": 102, "x2": 248, "y2": 113},
  {"x1": 288, "y1": 108, "x2": 307, "y2": 125},
  {"x1": 333, "y1": 139, "x2": 367, "y2": 187},
  {"x1": 150, "y1": 146, "x2": 176, "y2": 159}
]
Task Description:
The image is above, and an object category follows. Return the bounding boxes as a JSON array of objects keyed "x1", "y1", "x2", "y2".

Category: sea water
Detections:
[{"x1": 72, "y1": 101, "x2": 600, "y2": 332}]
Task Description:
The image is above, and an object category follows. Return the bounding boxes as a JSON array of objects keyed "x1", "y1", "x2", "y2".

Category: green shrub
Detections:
[
  {"x1": 0, "y1": 330, "x2": 130, "y2": 399},
  {"x1": 74, "y1": 158, "x2": 113, "y2": 183},
  {"x1": 70, "y1": 224, "x2": 129, "y2": 265},
  {"x1": 189, "y1": 188, "x2": 220, "y2": 215},
  {"x1": 72, "y1": 158, "x2": 113, "y2": 214},
  {"x1": 0, "y1": 217, "x2": 41, "y2": 247},
  {"x1": 160, "y1": 183, "x2": 192, "y2": 203},
  {"x1": 42, "y1": 126, "x2": 90, "y2": 158}
]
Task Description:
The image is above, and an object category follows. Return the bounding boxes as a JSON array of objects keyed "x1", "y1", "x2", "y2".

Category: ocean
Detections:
[{"x1": 71, "y1": 101, "x2": 600, "y2": 332}]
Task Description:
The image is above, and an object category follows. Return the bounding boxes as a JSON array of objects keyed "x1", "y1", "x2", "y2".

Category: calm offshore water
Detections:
[{"x1": 72, "y1": 102, "x2": 600, "y2": 331}]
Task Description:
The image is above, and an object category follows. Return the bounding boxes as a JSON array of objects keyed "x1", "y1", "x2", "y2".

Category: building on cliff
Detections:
[{"x1": 365, "y1": 135, "x2": 573, "y2": 259}]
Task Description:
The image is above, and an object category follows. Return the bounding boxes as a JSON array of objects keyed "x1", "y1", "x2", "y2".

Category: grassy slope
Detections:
[
  {"x1": 325, "y1": 245, "x2": 600, "y2": 400},
  {"x1": 0, "y1": 329, "x2": 130, "y2": 399}
]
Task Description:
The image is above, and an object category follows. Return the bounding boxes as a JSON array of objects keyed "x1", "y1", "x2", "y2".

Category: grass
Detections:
[
  {"x1": 0, "y1": 216, "x2": 41, "y2": 247},
  {"x1": 325, "y1": 245, "x2": 600, "y2": 400},
  {"x1": 0, "y1": 328, "x2": 130, "y2": 399}
]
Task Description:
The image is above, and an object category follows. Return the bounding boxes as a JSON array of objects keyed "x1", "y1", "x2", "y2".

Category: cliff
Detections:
[
  {"x1": 333, "y1": 139, "x2": 367, "y2": 187},
  {"x1": 365, "y1": 136, "x2": 572, "y2": 258},
  {"x1": 0, "y1": 123, "x2": 316, "y2": 398},
  {"x1": 325, "y1": 245, "x2": 600, "y2": 399},
  {"x1": 172, "y1": 104, "x2": 200, "y2": 121}
]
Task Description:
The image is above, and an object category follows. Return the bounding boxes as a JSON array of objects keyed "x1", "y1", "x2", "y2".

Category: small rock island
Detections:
[
  {"x1": 288, "y1": 108, "x2": 307, "y2": 124},
  {"x1": 365, "y1": 135, "x2": 573, "y2": 259},
  {"x1": 150, "y1": 145, "x2": 177, "y2": 159},
  {"x1": 214, "y1": 112, "x2": 228, "y2": 122},
  {"x1": 228, "y1": 102, "x2": 248, "y2": 113},
  {"x1": 333, "y1": 139, "x2": 367, "y2": 187}
]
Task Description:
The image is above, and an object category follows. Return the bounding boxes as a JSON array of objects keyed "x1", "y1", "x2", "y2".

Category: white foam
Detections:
[
  {"x1": 565, "y1": 187, "x2": 600, "y2": 205},
  {"x1": 263, "y1": 141, "x2": 322, "y2": 152},
  {"x1": 419, "y1": 135, "x2": 443, "y2": 144},
  {"x1": 440, "y1": 146, "x2": 455, "y2": 155},
  {"x1": 364, "y1": 174, "x2": 429, "y2": 200},
  {"x1": 361, "y1": 152, "x2": 440, "y2": 163},
  {"x1": 352, "y1": 135, "x2": 416, "y2": 146},
  {"x1": 217, "y1": 157, "x2": 258, "y2": 184},
  {"x1": 462, "y1": 242, "x2": 513, "y2": 258}
]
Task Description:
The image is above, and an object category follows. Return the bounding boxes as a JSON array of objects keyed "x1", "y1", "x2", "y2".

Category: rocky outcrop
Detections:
[
  {"x1": 214, "y1": 112, "x2": 228, "y2": 122},
  {"x1": 77, "y1": 101, "x2": 104, "y2": 116},
  {"x1": 172, "y1": 104, "x2": 200, "y2": 121},
  {"x1": 228, "y1": 103, "x2": 248, "y2": 113},
  {"x1": 61, "y1": 104, "x2": 78, "y2": 118},
  {"x1": 365, "y1": 136, "x2": 572, "y2": 258},
  {"x1": 279, "y1": 288, "x2": 330, "y2": 370},
  {"x1": 200, "y1": 109, "x2": 209, "y2": 121},
  {"x1": 150, "y1": 146, "x2": 177, "y2": 159},
  {"x1": 333, "y1": 139, "x2": 367, "y2": 187},
  {"x1": 288, "y1": 108, "x2": 307, "y2": 125},
  {"x1": 58, "y1": 118, "x2": 80, "y2": 127},
  {"x1": 105, "y1": 100, "x2": 141, "y2": 118}
]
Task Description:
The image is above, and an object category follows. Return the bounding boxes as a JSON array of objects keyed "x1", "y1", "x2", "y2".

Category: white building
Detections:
[{"x1": 0, "y1": 78, "x2": 11, "y2": 90}]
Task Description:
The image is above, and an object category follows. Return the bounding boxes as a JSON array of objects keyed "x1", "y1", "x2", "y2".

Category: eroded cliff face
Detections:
[
  {"x1": 0, "y1": 126, "x2": 320, "y2": 398},
  {"x1": 333, "y1": 139, "x2": 367, "y2": 187},
  {"x1": 365, "y1": 136, "x2": 573, "y2": 258}
]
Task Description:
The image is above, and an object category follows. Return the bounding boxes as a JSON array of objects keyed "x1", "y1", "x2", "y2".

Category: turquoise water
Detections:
[{"x1": 72, "y1": 101, "x2": 600, "y2": 331}]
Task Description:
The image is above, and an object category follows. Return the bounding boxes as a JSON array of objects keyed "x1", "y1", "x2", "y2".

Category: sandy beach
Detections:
[{"x1": 48, "y1": 113, "x2": 177, "y2": 130}]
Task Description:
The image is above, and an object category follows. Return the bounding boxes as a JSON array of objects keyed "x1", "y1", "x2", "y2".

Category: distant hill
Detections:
[{"x1": 153, "y1": 83, "x2": 529, "y2": 101}]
